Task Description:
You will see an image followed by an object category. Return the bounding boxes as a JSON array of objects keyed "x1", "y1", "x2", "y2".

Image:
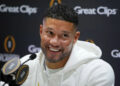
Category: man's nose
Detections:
[{"x1": 50, "y1": 36, "x2": 60, "y2": 46}]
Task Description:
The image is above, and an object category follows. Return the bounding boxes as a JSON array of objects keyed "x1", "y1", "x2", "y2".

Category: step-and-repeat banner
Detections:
[{"x1": 0, "y1": 0, "x2": 120, "y2": 86}]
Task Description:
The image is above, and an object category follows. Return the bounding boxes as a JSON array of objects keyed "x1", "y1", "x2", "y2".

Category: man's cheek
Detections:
[
  {"x1": 41, "y1": 37, "x2": 48, "y2": 43},
  {"x1": 67, "y1": 42, "x2": 73, "y2": 51},
  {"x1": 43, "y1": 36, "x2": 50, "y2": 42},
  {"x1": 64, "y1": 40, "x2": 72, "y2": 46}
]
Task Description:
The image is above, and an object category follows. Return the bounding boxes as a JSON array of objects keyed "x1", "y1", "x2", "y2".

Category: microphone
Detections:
[
  {"x1": 21, "y1": 53, "x2": 36, "y2": 65},
  {"x1": 1, "y1": 53, "x2": 37, "y2": 85},
  {"x1": 29, "y1": 53, "x2": 36, "y2": 60}
]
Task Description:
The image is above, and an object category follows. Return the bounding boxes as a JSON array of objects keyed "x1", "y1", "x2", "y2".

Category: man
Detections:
[{"x1": 21, "y1": 4, "x2": 115, "y2": 86}]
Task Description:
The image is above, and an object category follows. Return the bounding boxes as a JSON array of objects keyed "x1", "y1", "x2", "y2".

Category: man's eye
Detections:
[
  {"x1": 47, "y1": 31, "x2": 53, "y2": 35},
  {"x1": 63, "y1": 34, "x2": 69, "y2": 38}
]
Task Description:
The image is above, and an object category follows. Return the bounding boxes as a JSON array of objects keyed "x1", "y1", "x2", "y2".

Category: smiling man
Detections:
[
  {"x1": 21, "y1": 4, "x2": 115, "y2": 86},
  {"x1": 40, "y1": 17, "x2": 80, "y2": 69}
]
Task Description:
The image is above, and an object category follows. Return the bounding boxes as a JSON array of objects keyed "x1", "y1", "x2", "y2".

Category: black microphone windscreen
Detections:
[{"x1": 29, "y1": 53, "x2": 36, "y2": 60}]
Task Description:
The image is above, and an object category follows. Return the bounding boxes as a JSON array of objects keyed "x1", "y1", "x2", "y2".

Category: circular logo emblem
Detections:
[
  {"x1": 49, "y1": 0, "x2": 62, "y2": 7},
  {"x1": 4, "y1": 35, "x2": 16, "y2": 53}
]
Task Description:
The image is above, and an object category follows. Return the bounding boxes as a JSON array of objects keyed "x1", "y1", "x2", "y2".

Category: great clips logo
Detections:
[
  {"x1": 111, "y1": 49, "x2": 120, "y2": 58},
  {"x1": 74, "y1": 6, "x2": 118, "y2": 17},
  {"x1": 0, "y1": 4, "x2": 37, "y2": 15},
  {"x1": 28, "y1": 44, "x2": 40, "y2": 53}
]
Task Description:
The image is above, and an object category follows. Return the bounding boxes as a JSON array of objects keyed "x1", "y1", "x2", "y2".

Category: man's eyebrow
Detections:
[
  {"x1": 46, "y1": 27, "x2": 71, "y2": 34},
  {"x1": 62, "y1": 31, "x2": 71, "y2": 34},
  {"x1": 46, "y1": 27, "x2": 53, "y2": 30}
]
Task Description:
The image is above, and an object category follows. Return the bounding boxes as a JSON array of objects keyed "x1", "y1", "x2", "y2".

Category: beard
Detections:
[{"x1": 41, "y1": 42, "x2": 73, "y2": 63}]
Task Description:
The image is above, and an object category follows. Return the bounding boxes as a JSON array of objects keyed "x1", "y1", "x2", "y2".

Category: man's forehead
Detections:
[
  {"x1": 43, "y1": 17, "x2": 76, "y2": 33},
  {"x1": 43, "y1": 17, "x2": 74, "y2": 26}
]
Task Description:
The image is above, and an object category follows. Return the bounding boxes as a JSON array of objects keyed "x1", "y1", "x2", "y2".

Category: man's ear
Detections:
[
  {"x1": 40, "y1": 24, "x2": 43, "y2": 35},
  {"x1": 74, "y1": 31, "x2": 80, "y2": 44}
]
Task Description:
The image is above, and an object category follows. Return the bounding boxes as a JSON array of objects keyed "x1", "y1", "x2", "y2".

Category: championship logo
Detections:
[
  {"x1": 49, "y1": 0, "x2": 62, "y2": 7},
  {"x1": 4, "y1": 35, "x2": 16, "y2": 53}
]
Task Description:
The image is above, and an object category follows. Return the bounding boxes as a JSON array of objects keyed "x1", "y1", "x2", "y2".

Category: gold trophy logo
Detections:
[
  {"x1": 49, "y1": 0, "x2": 62, "y2": 7},
  {"x1": 4, "y1": 35, "x2": 16, "y2": 53}
]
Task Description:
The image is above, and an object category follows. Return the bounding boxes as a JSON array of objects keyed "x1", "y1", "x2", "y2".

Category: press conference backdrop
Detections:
[{"x1": 0, "y1": 0, "x2": 120, "y2": 86}]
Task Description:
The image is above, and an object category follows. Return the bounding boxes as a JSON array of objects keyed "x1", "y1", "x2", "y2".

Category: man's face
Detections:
[{"x1": 40, "y1": 18, "x2": 80, "y2": 63}]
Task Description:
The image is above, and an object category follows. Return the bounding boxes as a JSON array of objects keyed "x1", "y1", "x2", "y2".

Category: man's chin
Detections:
[{"x1": 46, "y1": 57, "x2": 62, "y2": 63}]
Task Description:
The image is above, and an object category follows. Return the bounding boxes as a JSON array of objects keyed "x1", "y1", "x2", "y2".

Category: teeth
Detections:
[{"x1": 49, "y1": 48, "x2": 59, "y2": 52}]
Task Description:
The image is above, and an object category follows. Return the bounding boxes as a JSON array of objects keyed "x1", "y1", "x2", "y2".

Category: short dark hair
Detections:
[{"x1": 43, "y1": 4, "x2": 79, "y2": 29}]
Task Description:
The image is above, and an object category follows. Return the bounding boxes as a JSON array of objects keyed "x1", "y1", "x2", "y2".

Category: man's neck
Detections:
[{"x1": 46, "y1": 56, "x2": 69, "y2": 69}]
